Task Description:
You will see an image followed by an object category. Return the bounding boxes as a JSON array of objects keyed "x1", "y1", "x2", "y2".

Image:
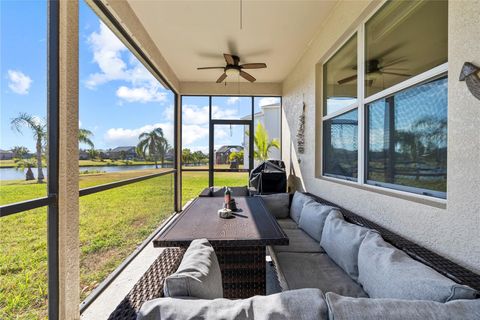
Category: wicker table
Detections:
[{"x1": 153, "y1": 196, "x2": 289, "y2": 298}]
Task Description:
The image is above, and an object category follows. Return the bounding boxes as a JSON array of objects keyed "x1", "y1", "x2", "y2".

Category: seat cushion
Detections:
[
  {"x1": 290, "y1": 192, "x2": 315, "y2": 224},
  {"x1": 272, "y1": 228, "x2": 323, "y2": 254},
  {"x1": 298, "y1": 202, "x2": 337, "y2": 241},
  {"x1": 164, "y1": 239, "x2": 223, "y2": 299},
  {"x1": 320, "y1": 210, "x2": 370, "y2": 281},
  {"x1": 358, "y1": 232, "x2": 478, "y2": 302},
  {"x1": 277, "y1": 218, "x2": 298, "y2": 230},
  {"x1": 257, "y1": 193, "x2": 290, "y2": 218},
  {"x1": 325, "y1": 292, "x2": 480, "y2": 320},
  {"x1": 138, "y1": 288, "x2": 328, "y2": 320},
  {"x1": 275, "y1": 252, "x2": 368, "y2": 298}
]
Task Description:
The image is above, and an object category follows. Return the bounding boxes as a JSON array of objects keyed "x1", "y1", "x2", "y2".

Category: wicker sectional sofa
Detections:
[{"x1": 110, "y1": 192, "x2": 480, "y2": 320}]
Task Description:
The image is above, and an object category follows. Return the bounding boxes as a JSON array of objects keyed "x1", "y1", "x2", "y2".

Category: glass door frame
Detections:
[{"x1": 209, "y1": 119, "x2": 254, "y2": 187}]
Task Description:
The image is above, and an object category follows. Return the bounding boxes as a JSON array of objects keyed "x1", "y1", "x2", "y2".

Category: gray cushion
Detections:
[
  {"x1": 272, "y1": 228, "x2": 324, "y2": 254},
  {"x1": 298, "y1": 202, "x2": 337, "y2": 241},
  {"x1": 275, "y1": 252, "x2": 368, "y2": 298},
  {"x1": 325, "y1": 292, "x2": 480, "y2": 320},
  {"x1": 138, "y1": 288, "x2": 328, "y2": 320},
  {"x1": 164, "y1": 238, "x2": 223, "y2": 299},
  {"x1": 290, "y1": 192, "x2": 314, "y2": 224},
  {"x1": 257, "y1": 193, "x2": 290, "y2": 219},
  {"x1": 358, "y1": 231, "x2": 478, "y2": 302},
  {"x1": 320, "y1": 210, "x2": 370, "y2": 281},
  {"x1": 277, "y1": 218, "x2": 298, "y2": 229}
]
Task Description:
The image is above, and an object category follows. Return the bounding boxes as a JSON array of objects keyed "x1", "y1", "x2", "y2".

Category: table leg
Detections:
[{"x1": 213, "y1": 246, "x2": 266, "y2": 299}]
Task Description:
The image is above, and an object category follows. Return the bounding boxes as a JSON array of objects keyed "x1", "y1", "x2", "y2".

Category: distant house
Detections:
[
  {"x1": 215, "y1": 145, "x2": 243, "y2": 165},
  {"x1": 0, "y1": 149, "x2": 14, "y2": 160},
  {"x1": 108, "y1": 146, "x2": 137, "y2": 160},
  {"x1": 79, "y1": 150, "x2": 90, "y2": 160}
]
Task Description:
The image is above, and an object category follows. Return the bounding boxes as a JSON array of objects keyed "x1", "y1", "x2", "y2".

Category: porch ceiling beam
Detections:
[{"x1": 179, "y1": 81, "x2": 282, "y2": 96}]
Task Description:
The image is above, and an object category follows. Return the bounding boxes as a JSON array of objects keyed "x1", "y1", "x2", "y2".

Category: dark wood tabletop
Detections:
[{"x1": 153, "y1": 196, "x2": 289, "y2": 247}]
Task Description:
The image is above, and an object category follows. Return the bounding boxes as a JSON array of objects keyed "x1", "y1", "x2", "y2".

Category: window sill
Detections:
[{"x1": 317, "y1": 175, "x2": 447, "y2": 209}]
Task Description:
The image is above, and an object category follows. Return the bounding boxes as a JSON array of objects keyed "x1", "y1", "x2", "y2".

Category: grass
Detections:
[{"x1": 0, "y1": 169, "x2": 247, "y2": 319}]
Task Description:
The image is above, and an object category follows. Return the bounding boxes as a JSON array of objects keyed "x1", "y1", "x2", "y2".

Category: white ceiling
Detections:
[{"x1": 126, "y1": 0, "x2": 337, "y2": 83}]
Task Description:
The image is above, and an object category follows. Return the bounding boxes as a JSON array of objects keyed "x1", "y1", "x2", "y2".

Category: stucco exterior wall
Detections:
[{"x1": 281, "y1": 0, "x2": 480, "y2": 273}]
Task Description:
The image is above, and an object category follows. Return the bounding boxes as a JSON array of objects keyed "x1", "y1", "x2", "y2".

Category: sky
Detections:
[{"x1": 1, "y1": 0, "x2": 280, "y2": 154}]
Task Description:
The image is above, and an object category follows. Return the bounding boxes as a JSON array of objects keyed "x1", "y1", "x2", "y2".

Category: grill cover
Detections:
[{"x1": 249, "y1": 160, "x2": 286, "y2": 194}]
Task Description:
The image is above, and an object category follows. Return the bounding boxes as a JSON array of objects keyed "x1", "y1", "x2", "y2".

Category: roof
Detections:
[
  {"x1": 216, "y1": 145, "x2": 243, "y2": 153},
  {"x1": 110, "y1": 146, "x2": 136, "y2": 152}
]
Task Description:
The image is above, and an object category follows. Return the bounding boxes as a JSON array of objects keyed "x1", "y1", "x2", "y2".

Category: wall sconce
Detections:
[{"x1": 459, "y1": 62, "x2": 480, "y2": 101}]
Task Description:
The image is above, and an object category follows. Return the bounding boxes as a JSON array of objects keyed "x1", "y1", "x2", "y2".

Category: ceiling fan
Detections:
[
  {"x1": 337, "y1": 59, "x2": 411, "y2": 86},
  {"x1": 197, "y1": 53, "x2": 267, "y2": 83}
]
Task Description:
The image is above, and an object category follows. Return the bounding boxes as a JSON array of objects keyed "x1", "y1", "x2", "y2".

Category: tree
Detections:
[
  {"x1": 11, "y1": 113, "x2": 46, "y2": 183},
  {"x1": 229, "y1": 150, "x2": 244, "y2": 164},
  {"x1": 79, "y1": 128, "x2": 94, "y2": 149},
  {"x1": 253, "y1": 122, "x2": 280, "y2": 161},
  {"x1": 137, "y1": 128, "x2": 167, "y2": 169},
  {"x1": 87, "y1": 148, "x2": 98, "y2": 160},
  {"x1": 11, "y1": 146, "x2": 30, "y2": 159},
  {"x1": 182, "y1": 148, "x2": 192, "y2": 165}
]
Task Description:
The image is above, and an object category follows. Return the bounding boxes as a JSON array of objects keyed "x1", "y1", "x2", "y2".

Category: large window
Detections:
[{"x1": 321, "y1": 0, "x2": 448, "y2": 199}]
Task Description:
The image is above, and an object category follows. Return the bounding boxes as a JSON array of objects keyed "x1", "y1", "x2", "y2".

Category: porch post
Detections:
[
  {"x1": 57, "y1": 0, "x2": 80, "y2": 318},
  {"x1": 175, "y1": 93, "x2": 182, "y2": 211}
]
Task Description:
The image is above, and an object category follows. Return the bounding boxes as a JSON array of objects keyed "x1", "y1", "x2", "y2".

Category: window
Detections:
[
  {"x1": 321, "y1": 0, "x2": 448, "y2": 199},
  {"x1": 323, "y1": 109, "x2": 358, "y2": 180},
  {"x1": 323, "y1": 34, "x2": 358, "y2": 116},
  {"x1": 366, "y1": 76, "x2": 447, "y2": 198}
]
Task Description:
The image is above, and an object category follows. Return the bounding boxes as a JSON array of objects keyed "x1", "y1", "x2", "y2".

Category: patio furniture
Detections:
[
  {"x1": 249, "y1": 160, "x2": 286, "y2": 195},
  {"x1": 109, "y1": 191, "x2": 480, "y2": 320},
  {"x1": 153, "y1": 196, "x2": 288, "y2": 298}
]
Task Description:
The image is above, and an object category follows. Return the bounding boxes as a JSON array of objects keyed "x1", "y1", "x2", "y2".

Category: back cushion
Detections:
[
  {"x1": 164, "y1": 238, "x2": 223, "y2": 299},
  {"x1": 139, "y1": 288, "x2": 328, "y2": 320},
  {"x1": 326, "y1": 292, "x2": 480, "y2": 320},
  {"x1": 257, "y1": 193, "x2": 290, "y2": 219},
  {"x1": 358, "y1": 232, "x2": 478, "y2": 302},
  {"x1": 290, "y1": 192, "x2": 314, "y2": 224},
  {"x1": 298, "y1": 202, "x2": 337, "y2": 242},
  {"x1": 320, "y1": 210, "x2": 370, "y2": 281}
]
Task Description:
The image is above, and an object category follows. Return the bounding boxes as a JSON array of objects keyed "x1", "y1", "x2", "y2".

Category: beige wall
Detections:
[
  {"x1": 281, "y1": 0, "x2": 480, "y2": 273},
  {"x1": 180, "y1": 81, "x2": 282, "y2": 96}
]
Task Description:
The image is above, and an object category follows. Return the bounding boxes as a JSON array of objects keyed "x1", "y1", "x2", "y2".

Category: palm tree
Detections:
[
  {"x1": 253, "y1": 122, "x2": 280, "y2": 161},
  {"x1": 11, "y1": 113, "x2": 46, "y2": 183},
  {"x1": 137, "y1": 128, "x2": 167, "y2": 169},
  {"x1": 79, "y1": 128, "x2": 94, "y2": 149},
  {"x1": 11, "y1": 146, "x2": 30, "y2": 159}
]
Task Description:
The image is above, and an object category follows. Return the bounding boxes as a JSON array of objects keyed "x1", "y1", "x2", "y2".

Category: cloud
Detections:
[
  {"x1": 182, "y1": 104, "x2": 210, "y2": 125},
  {"x1": 85, "y1": 21, "x2": 168, "y2": 104},
  {"x1": 104, "y1": 123, "x2": 174, "y2": 148},
  {"x1": 116, "y1": 85, "x2": 167, "y2": 103},
  {"x1": 211, "y1": 105, "x2": 238, "y2": 119},
  {"x1": 7, "y1": 70, "x2": 32, "y2": 95},
  {"x1": 182, "y1": 125, "x2": 209, "y2": 145},
  {"x1": 227, "y1": 97, "x2": 240, "y2": 105},
  {"x1": 258, "y1": 97, "x2": 280, "y2": 107}
]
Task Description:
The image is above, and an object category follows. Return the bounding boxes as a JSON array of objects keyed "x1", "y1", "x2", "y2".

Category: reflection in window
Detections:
[
  {"x1": 323, "y1": 109, "x2": 358, "y2": 180},
  {"x1": 367, "y1": 76, "x2": 447, "y2": 197},
  {"x1": 323, "y1": 34, "x2": 357, "y2": 116},
  {"x1": 365, "y1": 0, "x2": 448, "y2": 97}
]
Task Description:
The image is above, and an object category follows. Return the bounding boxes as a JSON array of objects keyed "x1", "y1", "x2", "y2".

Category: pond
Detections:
[{"x1": 0, "y1": 164, "x2": 173, "y2": 181}]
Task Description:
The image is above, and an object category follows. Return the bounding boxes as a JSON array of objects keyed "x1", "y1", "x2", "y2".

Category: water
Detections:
[{"x1": 0, "y1": 164, "x2": 172, "y2": 181}]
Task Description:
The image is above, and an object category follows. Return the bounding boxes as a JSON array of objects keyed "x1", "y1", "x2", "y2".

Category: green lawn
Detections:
[{"x1": 0, "y1": 169, "x2": 247, "y2": 319}]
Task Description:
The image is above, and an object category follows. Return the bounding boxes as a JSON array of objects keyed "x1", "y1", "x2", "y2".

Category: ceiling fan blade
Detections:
[
  {"x1": 381, "y1": 71, "x2": 412, "y2": 77},
  {"x1": 197, "y1": 67, "x2": 225, "y2": 70},
  {"x1": 379, "y1": 58, "x2": 407, "y2": 68},
  {"x1": 216, "y1": 73, "x2": 227, "y2": 83},
  {"x1": 240, "y1": 70, "x2": 256, "y2": 82},
  {"x1": 366, "y1": 79, "x2": 374, "y2": 87},
  {"x1": 224, "y1": 53, "x2": 235, "y2": 65},
  {"x1": 240, "y1": 63, "x2": 267, "y2": 69},
  {"x1": 337, "y1": 74, "x2": 358, "y2": 85}
]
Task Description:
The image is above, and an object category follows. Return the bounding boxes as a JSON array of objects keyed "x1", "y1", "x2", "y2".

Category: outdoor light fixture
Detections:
[{"x1": 225, "y1": 67, "x2": 240, "y2": 77}]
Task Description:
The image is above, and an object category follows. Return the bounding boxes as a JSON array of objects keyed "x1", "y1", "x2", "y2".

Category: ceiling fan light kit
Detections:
[{"x1": 197, "y1": 53, "x2": 267, "y2": 83}]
